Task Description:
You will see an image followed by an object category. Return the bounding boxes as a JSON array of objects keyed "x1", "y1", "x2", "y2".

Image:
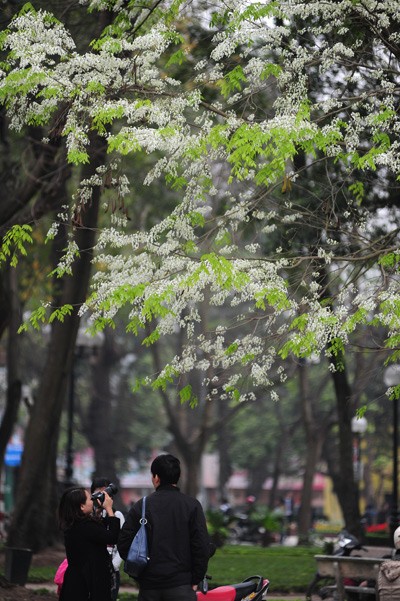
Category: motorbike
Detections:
[
  {"x1": 305, "y1": 529, "x2": 374, "y2": 601},
  {"x1": 197, "y1": 575, "x2": 269, "y2": 601},
  {"x1": 226, "y1": 512, "x2": 266, "y2": 545}
]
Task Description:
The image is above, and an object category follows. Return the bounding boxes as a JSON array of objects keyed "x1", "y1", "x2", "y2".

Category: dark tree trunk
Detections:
[
  {"x1": 317, "y1": 267, "x2": 362, "y2": 540},
  {"x1": 268, "y1": 433, "x2": 286, "y2": 510},
  {"x1": 330, "y1": 367, "x2": 362, "y2": 539},
  {"x1": 0, "y1": 267, "x2": 22, "y2": 470},
  {"x1": 85, "y1": 330, "x2": 121, "y2": 491},
  {"x1": 297, "y1": 361, "x2": 332, "y2": 542},
  {"x1": 178, "y1": 442, "x2": 203, "y2": 499},
  {"x1": 0, "y1": 272, "x2": 11, "y2": 340},
  {"x1": 216, "y1": 398, "x2": 232, "y2": 503},
  {"x1": 7, "y1": 134, "x2": 106, "y2": 551},
  {"x1": 268, "y1": 394, "x2": 300, "y2": 510},
  {"x1": 297, "y1": 360, "x2": 318, "y2": 542}
]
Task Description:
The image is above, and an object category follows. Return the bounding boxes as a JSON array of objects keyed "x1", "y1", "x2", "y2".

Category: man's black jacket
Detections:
[{"x1": 118, "y1": 484, "x2": 210, "y2": 589}]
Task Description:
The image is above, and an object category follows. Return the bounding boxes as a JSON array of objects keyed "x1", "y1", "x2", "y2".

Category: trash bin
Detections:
[{"x1": 4, "y1": 546, "x2": 33, "y2": 585}]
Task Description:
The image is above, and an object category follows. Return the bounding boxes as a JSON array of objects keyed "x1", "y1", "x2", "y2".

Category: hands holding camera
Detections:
[
  {"x1": 90, "y1": 483, "x2": 118, "y2": 516},
  {"x1": 91, "y1": 483, "x2": 118, "y2": 516},
  {"x1": 101, "y1": 491, "x2": 114, "y2": 517}
]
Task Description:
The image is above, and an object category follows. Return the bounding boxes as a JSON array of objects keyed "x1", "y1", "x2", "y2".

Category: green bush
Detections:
[{"x1": 206, "y1": 509, "x2": 230, "y2": 547}]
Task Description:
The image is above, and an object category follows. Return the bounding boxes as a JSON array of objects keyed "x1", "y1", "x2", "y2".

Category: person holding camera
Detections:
[
  {"x1": 91, "y1": 477, "x2": 125, "y2": 601},
  {"x1": 118, "y1": 454, "x2": 210, "y2": 601},
  {"x1": 58, "y1": 486, "x2": 120, "y2": 601}
]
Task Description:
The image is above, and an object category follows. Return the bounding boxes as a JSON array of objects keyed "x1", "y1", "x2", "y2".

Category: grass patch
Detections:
[
  {"x1": 206, "y1": 545, "x2": 318, "y2": 593},
  {"x1": 26, "y1": 566, "x2": 60, "y2": 583},
  {"x1": 118, "y1": 545, "x2": 318, "y2": 593},
  {"x1": 13, "y1": 545, "x2": 320, "y2": 595}
]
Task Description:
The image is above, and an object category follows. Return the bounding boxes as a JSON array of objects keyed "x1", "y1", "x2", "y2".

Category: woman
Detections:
[{"x1": 58, "y1": 486, "x2": 120, "y2": 600}]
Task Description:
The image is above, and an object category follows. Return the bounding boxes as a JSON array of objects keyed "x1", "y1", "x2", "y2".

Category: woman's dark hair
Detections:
[{"x1": 58, "y1": 487, "x2": 88, "y2": 531}]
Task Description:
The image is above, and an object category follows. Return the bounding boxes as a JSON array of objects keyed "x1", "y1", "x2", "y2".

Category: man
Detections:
[
  {"x1": 118, "y1": 454, "x2": 210, "y2": 601},
  {"x1": 91, "y1": 477, "x2": 125, "y2": 601}
]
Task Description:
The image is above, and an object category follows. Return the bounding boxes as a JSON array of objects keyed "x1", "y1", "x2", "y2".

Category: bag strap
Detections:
[{"x1": 140, "y1": 496, "x2": 147, "y2": 525}]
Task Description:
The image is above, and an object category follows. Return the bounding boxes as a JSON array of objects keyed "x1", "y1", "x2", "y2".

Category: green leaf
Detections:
[
  {"x1": 18, "y1": 306, "x2": 47, "y2": 332},
  {"x1": 166, "y1": 49, "x2": 186, "y2": 67},
  {"x1": 218, "y1": 65, "x2": 247, "y2": 98},
  {"x1": 152, "y1": 364, "x2": 179, "y2": 392},
  {"x1": 0, "y1": 224, "x2": 33, "y2": 267},
  {"x1": 67, "y1": 149, "x2": 90, "y2": 165},
  {"x1": 48, "y1": 305, "x2": 73, "y2": 323},
  {"x1": 348, "y1": 181, "x2": 365, "y2": 204},
  {"x1": 92, "y1": 105, "x2": 126, "y2": 134},
  {"x1": 226, "y1": 342, "x2": 239, "y2": 356},
  {"x1": 107, "y1": 131, "x2": 142, "y2": 155},
  {"x1": 179, "y1": 384, "x2": 198, "y2": 408},
  {"x1": 379, "y1": 252, "x2": 400, "y2": 269}
]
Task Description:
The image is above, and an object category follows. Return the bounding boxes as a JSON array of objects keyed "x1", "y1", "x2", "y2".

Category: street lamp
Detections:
[
  {"x1": 351, "y1": 414, "x2": 368, "y2": 526},
  {"x1": 384, "y1": 364, "x2": 400, "y2": 542},
  {"x1": 351, "y1": 415, "x2": 368, "y2": 483},
  {"x1": 64, "y1": 326, "x2": 104, "y2": 487}
]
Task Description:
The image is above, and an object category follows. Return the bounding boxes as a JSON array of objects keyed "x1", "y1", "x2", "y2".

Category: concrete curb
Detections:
[
  {"x1": 26, "y1": 582, "x2": 139, "y2": 594},
  {"x1": 25, "y1": 583, "x2": 303, "y2": 599}
]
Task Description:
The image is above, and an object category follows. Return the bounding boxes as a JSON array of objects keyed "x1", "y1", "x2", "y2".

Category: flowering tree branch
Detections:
[{"x1": 0, "y1": 0, "x2": 399, "y2": 401}]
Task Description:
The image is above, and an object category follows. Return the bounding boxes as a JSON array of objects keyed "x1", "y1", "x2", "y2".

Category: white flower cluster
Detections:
[{"x1": 1, "y1": 0, "x2": 399, "y2": 397}]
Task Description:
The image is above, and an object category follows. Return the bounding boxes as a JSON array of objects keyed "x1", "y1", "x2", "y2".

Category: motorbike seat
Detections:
[
  {"x1": 196, "y1": 576, "x2": 268, "y2": 601},
  {"x1": 197, "y1": 585, "x2": 236, "y2": 601},
  {"x1": 232, "y1": 582, "x2": 259, "y2": 601}
]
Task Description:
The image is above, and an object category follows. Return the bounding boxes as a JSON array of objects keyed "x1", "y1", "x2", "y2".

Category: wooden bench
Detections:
[
  {"x1": 355, "y1": 546, "x2": 392, "y2": 559},
  {"x1": 314, "y1": 555, "x2": 386, "y2": 601}
]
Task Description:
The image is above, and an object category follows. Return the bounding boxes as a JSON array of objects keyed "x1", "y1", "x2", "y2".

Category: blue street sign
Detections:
[{"x1": 4, "y1": 443, "x2": 23, "y2": 467}]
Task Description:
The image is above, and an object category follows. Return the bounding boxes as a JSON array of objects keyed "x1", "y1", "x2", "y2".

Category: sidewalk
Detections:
[
  {"x1": 26, "y1": 582, "x2": 140, "y2": 595},
  {"x1": 25, "y1": 582, "x2": 302, "y2": 600}
]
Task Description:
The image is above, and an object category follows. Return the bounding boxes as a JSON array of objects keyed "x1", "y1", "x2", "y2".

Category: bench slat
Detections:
[
  {"x1": 315, "y1": 555, "x2": 384, "y2": 577},
  {"x1": 314, "y1": 555, "x2": 385, "y2": 600}
]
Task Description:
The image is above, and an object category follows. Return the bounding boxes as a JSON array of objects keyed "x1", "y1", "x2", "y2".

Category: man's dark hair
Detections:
[
  {"x1": 90, "y1": 477, "x2": 110, "y2": 494},
  {"x1": 151, "y1": 454, "x2": 181, "y2": 485}
]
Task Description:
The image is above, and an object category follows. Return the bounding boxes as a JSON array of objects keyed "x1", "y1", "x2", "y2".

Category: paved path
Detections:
[{"x1": 26, "y1": 582, "x2": 302, "y2": 599}]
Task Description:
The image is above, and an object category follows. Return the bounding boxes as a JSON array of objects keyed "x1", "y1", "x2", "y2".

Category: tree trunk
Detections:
[
  {"x1": 216, "y1": 398, "x2": 232, "y2": 503},
  {"x1": 85, "y1": 330, "x2": 121, "y2": 491},
  {"x1": 297, "y1": 360, "x2": 332, "y2": 543},
  {"x1": 0, "y1": 271, "x2": 11, "y2": 340},
  {"x1": 179, "y1": 443, "x2": 203, "y2": 498},
  {"x1": 330, "y1": 367, "x2": 363, "y2": 539},
  {"x1": 317, "y1": 267, "x2": 362, "y2": 540},
  {"x1": 7, "y1": 134, "x2": 106, "y2": 551},
  {"x1": 0, "y1": 267, "x2": 22, "y2": 470},
  {"x1": 268, "y1": 432, "x2": 286, "y2": 510},
  {"x1": 246, "y1": 461, "x2": 267, "y2": 501},
  {"x1": 268, "y1": 394, "x2": 300, "y2": 510}
]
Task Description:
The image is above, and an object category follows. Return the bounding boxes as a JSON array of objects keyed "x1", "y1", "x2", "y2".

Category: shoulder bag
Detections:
[{"x1": 124, "y1": 496, "x2": 149, "y2": 578}]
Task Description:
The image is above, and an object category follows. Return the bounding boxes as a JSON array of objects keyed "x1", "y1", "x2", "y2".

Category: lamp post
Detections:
[
  {"x1": 64, "y1": 327, "x2": 104, "y2": 487},
  {"x1": 384, "y1": 364, "x2": 400, "y2": 542},
  {"x1": 351, "y1": 415, "x2": 368, "y2": 525},
  {"x1": 351, "y1": 415, "x2": 368, "y2": 484}
]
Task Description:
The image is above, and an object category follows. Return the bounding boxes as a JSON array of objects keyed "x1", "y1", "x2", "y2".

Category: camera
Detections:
[{"x1": 91, "y1": 483, "x2": 119, "y2": 506}]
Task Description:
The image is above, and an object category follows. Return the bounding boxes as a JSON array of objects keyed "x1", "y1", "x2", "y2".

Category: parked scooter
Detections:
[
  {"x1": 197, "y1": 575, "x2": 269, "y2": 601},
  {"x1": 305, "y1": 529, "x2": 373, "y2": 601},
  {"x1": 227, "y1": 512, "x2": 266, "y2": 545}
]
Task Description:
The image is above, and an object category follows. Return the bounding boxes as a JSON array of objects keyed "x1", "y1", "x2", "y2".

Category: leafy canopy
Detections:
[{"x1": 1, "y1": 0, "x2": 400, "y2": 401}]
